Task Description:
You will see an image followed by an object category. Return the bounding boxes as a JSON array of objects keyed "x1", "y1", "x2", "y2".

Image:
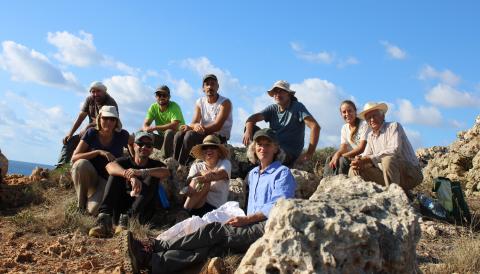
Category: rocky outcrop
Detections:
[
  {"x1": 419, "y1": 115, "x2": 480, "y2": 194},
  {"x1": 291, "y1": 169, "x2": 320, "y2": 199},
  {"x1": 0, "y1": 150, "x2": 8, "y2": 180},
  {"x1": 236, "y1": 175, "x2": 421, "y2": 274},
  {"x1": 228, "y1": 178, "x2": 247, "y2": 209}
]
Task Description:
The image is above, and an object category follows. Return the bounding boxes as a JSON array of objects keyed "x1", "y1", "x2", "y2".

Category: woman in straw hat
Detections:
[
  {"x1": 324, "y1": 100, "x2": 369, "y2": 176},
  {"x1": 182, "y1": 134, "x2": 231, "y2": 217},
  {"x1": 71, "y1": 105, "x2": 131, "y2": 215}
]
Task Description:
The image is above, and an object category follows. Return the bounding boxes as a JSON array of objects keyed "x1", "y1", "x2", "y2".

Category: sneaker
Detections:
[
  {"x1": 88, "y1": 213, "x2": 113, "y2": 238},
  {"x1": 120, "y1": 231, "x2": 154, "y2": 273},
  {"x1": 115, "y1": 213, "x2": 129, "y2": 235}
]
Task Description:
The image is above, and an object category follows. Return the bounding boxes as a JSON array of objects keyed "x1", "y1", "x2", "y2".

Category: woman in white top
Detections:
[
  {"x1": 182, "y1": 134, "x2": 231, "y2": 216},
  {"x1": 324, "y1": 100, "x2": 369, "y2": 176}
]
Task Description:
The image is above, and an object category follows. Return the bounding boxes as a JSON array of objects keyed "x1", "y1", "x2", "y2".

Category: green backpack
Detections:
[{"x1": 432, "y1": 177, "x2": 472, "y2": 224}]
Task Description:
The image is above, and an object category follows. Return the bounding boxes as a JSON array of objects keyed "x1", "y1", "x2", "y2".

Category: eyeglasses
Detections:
[
  {"x1": 101, "y1": 117, "x2": 117, "y2": 121},
  {"x1": 156, "y1": 93, "x2": 169, "y2": 98},
  {"x1": 135, "y1": 141, "x2": 153, "y2": 148},
  {"x1": 201, "y1": 145, "x2": 218, "y2": 151}
]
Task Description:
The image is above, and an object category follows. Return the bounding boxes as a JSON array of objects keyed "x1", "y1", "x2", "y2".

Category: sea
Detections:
[{"x1": 7, "y1": 160, "x2": 55, "y2": 176}]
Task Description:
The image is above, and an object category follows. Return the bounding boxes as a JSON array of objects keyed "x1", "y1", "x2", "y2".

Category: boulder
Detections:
[
  {"x1": 228, "y1": 178, "x2": 246, "y2": 209},
  {"x1": 236, "y1": 175, "x2": 421, "y2": 274},
  {"x1": 290, "y1": 169, "x2": 320, "y2": 199},
  {"x1": 0, "y1": 150, "x2": 8, "y2": 180}
]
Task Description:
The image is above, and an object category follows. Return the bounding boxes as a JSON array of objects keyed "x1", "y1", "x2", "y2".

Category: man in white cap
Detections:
[
  {"x1": 56, "y1": 81, "x2": 118, "y2": 168},
  {"x1": 242, "y1": 80, "x2": 320, "y2": 167},
  {"x1": 349, "y1": 102, "x2": 423, "y2": 193},
  {"x1": 173, "y1": 74, "x2": 232, "y2": 165}
]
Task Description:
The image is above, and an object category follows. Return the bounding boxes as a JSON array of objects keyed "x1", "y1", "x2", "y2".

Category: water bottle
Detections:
[{"x1": 417, "y1": 193, "x2": 447, "y2": 219}]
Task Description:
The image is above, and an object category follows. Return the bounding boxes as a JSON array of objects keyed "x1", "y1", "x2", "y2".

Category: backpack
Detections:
[{"x1": 432, "y1": 177, "x2": 472, "y2": 224}]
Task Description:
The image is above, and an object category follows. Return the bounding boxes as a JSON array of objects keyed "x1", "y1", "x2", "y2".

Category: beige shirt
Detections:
[{"x1": 362, "y1": 122, "x2": 419, "y2": 167}]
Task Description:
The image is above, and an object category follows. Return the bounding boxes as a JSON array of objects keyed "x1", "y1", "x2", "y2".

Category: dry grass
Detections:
[{"x1": 128, "y1": 217, "x2": 153, "y2": 239}]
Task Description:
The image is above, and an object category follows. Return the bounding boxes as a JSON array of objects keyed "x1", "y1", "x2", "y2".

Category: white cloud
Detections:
[
  {"x1": 395, "y1": 99, "x2": 442, "y2": 126},
  {"x1": 291, "y1": 78, "x2": 346, "y2": 147},
  {"x1": 380, "y1": 41, "x2": 407, "y2": 60},
  {"x1": 290, "y1": 42, "x2": 334, "y2": 64},
  {"x1": 337, "y1": 56, "x2": 359, "y2": 68},
  {"x1": 418, "y1": 65, "x2": 460, "y2": 86},
  {"x1": 47, "y1": 31, "x2": 138, "y2": 75},
  {"x1": 171, "y1": 78, "x2": 195, "y2": 100},
  {"x1": 425, "y1": 84, "x2": 480, "y2": 108},
  {"x1": 47, "y1": 30, "x2": 100, "y2": 67},
  {"x1": 103, "y1": 75, "x2": 151, "y2": 110},
  {"x1": 0, "y1": 40, "x2": 83, "y2": 92},
  {"x1": 405, "y1": 128, "x2": 422, "y2": 150}
]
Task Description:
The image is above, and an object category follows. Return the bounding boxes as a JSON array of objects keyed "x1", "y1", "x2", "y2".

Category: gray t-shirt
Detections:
[{"x1": 260, "y1": 101, "x2": 312, "y2": 159}]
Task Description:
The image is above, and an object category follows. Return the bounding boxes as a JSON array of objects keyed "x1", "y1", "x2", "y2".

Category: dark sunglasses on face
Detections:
[
  {"x1": 156, "y1": 93, "x2": 169, "y2": 98},
  {"x1": 135, "y1": 141, "x2": 153, "y2": 148},
  {"x1": 101, "y1": 116, "x2": 117, "y2": 121},
  {"x1": 201, "y1": 145, "x2": 218, "y2": 151}
]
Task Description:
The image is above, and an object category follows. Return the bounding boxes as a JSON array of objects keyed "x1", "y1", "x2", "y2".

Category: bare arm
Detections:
[
  {"x1": 226, "y1": 212, "x2": 266, "y2": 227},
  {"x1": 71, "y1": 140, "x2": 115, "y2": 163},
  {"x1": 243, "y1": 113, "x2": 265, "y2": 146},
  {"x1": 181, "y1": 104, "x2": 202, "y2": 132},
  {"x1": 107, "y1": 160, "x2": 171, "y2": 180},
  {"x1": 64, "y1": 112, "x2": 88, "y2": 144},
  {"x1": 197, "y1": 169, "x2": 229, "y2": 184},
  {"x1": 143, "y1": 118, "x2": 180, "y2": 132},
  {"x1": 202, "y1": 99, "x2": 232, "y2": 135},
  {"x1": 342, "y1": 140, "x2": 367, "y2": 159},
  {"x1": 299, "y1": 116, "x2": 321, "y2": 161}
]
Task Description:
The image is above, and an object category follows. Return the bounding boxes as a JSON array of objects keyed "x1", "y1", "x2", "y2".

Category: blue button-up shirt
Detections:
[{"x1": 247, "y1": 161, "x2": 296, "y2": 218}]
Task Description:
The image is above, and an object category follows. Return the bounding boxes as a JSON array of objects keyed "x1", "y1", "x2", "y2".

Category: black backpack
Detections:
[{"x1": 432, "y1": 177, "x2": 472, "y2": 224}]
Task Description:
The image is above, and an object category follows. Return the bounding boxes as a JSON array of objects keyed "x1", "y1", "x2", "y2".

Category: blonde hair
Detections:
[{"x1": 246, "y1": 139, "x2": 286, "y2": 164}]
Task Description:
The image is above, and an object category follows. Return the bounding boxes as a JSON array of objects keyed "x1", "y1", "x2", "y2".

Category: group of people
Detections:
[{"x1": 57, "y1": 73, "x2": 423, "y2": 273}]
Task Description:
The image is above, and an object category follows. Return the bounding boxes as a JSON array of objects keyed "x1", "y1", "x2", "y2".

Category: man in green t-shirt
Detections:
[{"x1": 143, "y1": 85, "x2": 185, "y2": 158}]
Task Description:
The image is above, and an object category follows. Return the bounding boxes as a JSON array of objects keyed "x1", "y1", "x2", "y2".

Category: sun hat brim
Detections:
[{"x1": 358, "y1": 103, "x2": 388, "y2": 120}]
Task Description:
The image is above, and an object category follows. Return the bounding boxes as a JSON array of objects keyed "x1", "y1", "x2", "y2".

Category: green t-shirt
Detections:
[{"x1": 146, "y1": 101, "x2": 185, "y2": 131}]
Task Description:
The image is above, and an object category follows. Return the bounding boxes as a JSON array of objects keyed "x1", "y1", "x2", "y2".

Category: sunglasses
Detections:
[
  {"x1": 201, "y1": 145, "x2": 218, "y2": 151},
  {"x1": 156, "y1": 93, "x2": 169, "y2": 98},
  {"x1": 101, "y1": 116, "x2": 117, "y2": 121},
  {"x1": 135, "y1": 141, "x2": 153, "y2": 148}
]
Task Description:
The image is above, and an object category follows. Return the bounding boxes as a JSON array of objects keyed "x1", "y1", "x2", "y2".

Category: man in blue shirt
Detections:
[
  {"x1": 121, "y1": 128, "x2": 296, "y2": 274},
  {"x1": 243, "y1": 80, "x2": 321, "y2": 167}
]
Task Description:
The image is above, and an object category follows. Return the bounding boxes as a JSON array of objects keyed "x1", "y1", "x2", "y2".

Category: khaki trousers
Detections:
[
  {"x1": 349, "y1": 155, "x2": 423, "y2": 192},
  {"x1": 71, "y1": 159, "x2": 107, "y2": 215}
]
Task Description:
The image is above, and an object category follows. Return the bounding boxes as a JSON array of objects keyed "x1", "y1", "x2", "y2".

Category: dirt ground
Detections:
[{"x1": 1, "y1": 172, "x2": 479, "y2": 274}]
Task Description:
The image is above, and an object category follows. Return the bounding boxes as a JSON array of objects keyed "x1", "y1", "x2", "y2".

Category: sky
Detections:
[{"x1": 0, "y1": 1, "x2": 479, "y2": 165}]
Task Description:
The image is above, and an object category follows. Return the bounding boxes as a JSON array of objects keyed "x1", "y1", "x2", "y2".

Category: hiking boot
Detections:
[
  {"x1": 88, "y1": 213, "x2": 113, "y2": 238},
  {"x1": 120, "y1": 231, "x2": 154, "y2": 273},
  {"x1": 115, "y1": 214, "x2": 129, "y2": 235}
]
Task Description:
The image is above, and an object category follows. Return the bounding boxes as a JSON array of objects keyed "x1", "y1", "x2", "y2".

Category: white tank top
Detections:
[{"x1": 196, "y1": 95, "x2": 232, "y2": 139}]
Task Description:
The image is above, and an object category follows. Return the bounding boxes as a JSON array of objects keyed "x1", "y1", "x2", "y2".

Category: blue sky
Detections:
[{"x1": 1, "y1": 1, "x2": 479, "y2": 165}]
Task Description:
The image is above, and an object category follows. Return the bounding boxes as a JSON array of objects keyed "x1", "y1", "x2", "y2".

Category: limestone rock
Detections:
[
  {"x1": 228, "y1": 178, "x2": 246, "y2": 209},
  {"x1": 237, "y1": 175, "x2": 421, "y2": 274},
  {"x1": 290, "y1": 169, "x2": 320, "y2": 199},
  {"x1": 0, "y1": 150, "x2": 8, "y2": 180},
  {"x1": 421, "y1": 115, "x2": 480, "y2": 193}
]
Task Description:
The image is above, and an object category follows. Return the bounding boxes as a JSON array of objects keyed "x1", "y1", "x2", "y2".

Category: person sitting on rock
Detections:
[
  {"x1": 141, "y1": 85, "x2": 185, "y2": 159},
  {"x1": 121, "y1": 128, "x2": 296, "y2": 274},
  {"x1": 181, "y1": 134, "x2": 231, "y2": 217},
  {"x1": 56, "y1": 81, "x2": 119, "y2": 168},
  {"x1": 324, "y1": 100, "x2": 369, "y2": 176},
  {"x1": 173, "y1": 74, "x2": 232, "y2": 165},
  {"x1": 71, "y1": 105, "x2": 132, "y2": 215},
  {"x1": 243, "y1": 80, "x2": 320, "y2": 167},
  {"x1": 89, "y1": 131, "x2": 171, "y2": 238},
  {"x1": 349, "y1": 102, "x2": 423, "y2": 193}
]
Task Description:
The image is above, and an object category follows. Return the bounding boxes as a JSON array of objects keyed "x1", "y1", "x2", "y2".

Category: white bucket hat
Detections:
[
  {"x1": 358, "y1": 102, "x2": 388, "y2": 120},
  {"x1": 267, "y1": 80, "x2": 296, "y2": 97},
  {"x1": 96, "y1": 105, "x2": 122, "y2": 132}
]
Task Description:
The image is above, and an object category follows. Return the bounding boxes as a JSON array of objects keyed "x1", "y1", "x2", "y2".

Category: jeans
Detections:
[{"x1": 323, "y1": 155, "x2": 351, "y2": 177}]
